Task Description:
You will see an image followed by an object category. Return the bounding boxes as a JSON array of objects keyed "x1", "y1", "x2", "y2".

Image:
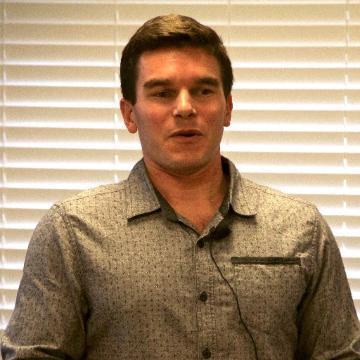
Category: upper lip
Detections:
[{"x1": 170, "y1": 129, "x2": 202, "y2": 137}]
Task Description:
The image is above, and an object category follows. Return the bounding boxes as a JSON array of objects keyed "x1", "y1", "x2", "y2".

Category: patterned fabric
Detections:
[{"x1": 2, "y1": 158, "x2": 360, "y2": 359}]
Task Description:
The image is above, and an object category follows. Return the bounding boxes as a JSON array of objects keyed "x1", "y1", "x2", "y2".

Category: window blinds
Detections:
[{"x1": 1, "y1": 0, "x2": 359, "y2": 330}]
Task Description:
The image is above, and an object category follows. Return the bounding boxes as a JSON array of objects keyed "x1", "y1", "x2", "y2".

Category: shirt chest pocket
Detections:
[{"x1": 231, "y1": 257, "x2": 307, "y2": 330}]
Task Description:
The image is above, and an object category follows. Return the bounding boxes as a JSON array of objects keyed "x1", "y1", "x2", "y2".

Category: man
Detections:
[{"x1": 2, "y1": 14, "x2": 360, "y2": 360}]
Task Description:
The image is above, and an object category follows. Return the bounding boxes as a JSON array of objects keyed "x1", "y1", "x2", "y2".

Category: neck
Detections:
[{"x1": 145, "y1": 157, "x2": 229, "y2": 232}]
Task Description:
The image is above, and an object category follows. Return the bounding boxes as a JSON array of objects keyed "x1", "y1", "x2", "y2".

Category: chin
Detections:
[{"x1": 163, "y1": 156, "x2": 213, "y2": 175}]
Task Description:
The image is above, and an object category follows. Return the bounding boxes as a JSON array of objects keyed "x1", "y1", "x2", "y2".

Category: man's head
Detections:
[
  {"x1": 120, "y1": 15, "x2": 233, "y2": 176},
  {"x1": 120, "y1": 14, "x2": 233, "y2": 104}
]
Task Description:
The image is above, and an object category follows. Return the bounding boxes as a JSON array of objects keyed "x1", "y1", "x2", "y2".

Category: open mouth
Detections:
[
  {"x1": 172, "y1": 130, "x2": 202, "y2": 138},
  {"x1": 180, "y1": 132, "x2": 198, "y2": 137}
]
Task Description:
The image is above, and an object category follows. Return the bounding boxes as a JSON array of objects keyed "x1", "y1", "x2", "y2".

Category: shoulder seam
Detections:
[
  {"x1": 58, "y1": 182, "x2": 126, "y2": 206},
  {"x1": 51, "y1": 203, "x2": 87, "y2": 283},
  {"x1": 243, "y1": 178, "x2": 314, "y2": 209}
]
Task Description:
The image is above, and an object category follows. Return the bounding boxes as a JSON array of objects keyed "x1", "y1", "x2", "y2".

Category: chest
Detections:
[{"x1": 75, "y1": 213, "x2": 310, "y2": 345}]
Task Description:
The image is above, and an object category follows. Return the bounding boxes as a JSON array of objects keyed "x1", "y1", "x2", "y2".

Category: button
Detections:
[
  {"x1": 202, "y1": 348, "x2": 211, "y2": 359},
  {"x1": 197, "y1": 239, "x2": 205, "y2": 248},
  {"x1": 199, "y1": 291, "x2": 208, "y2": 302}
]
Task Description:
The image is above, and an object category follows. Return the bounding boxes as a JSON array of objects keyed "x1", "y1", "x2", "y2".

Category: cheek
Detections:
[
  {"x1": 135, "y1": 114, "x2": 163, "y2": 143},
  {"x1": 203, "y1": 101, "x2": 227, "y2": 117},
  {"x1": 205, "y1": 108, "x2": 229, "y2": 129},
  {"x1": 135, "y1": 104, "x2": 168, "y2": 125}
]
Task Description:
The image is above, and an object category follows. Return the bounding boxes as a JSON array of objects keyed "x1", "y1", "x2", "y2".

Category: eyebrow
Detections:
[
  {"x1": 194, "y1": 77, "x2": 221, "y2": 87},
  {"x1": 143, "y1": 79, "x2": 172, "y2": 89},
  {"x1": 143, "y1": 77, "x2": 221, "y2": 89}
]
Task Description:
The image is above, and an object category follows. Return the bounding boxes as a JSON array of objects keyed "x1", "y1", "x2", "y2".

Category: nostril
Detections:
[{"x1": 173, "y1": 106, "x2": 197, "y2": 117}]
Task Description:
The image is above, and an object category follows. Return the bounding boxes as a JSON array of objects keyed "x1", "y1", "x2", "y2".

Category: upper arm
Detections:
[
  {"x1": 1, "y1": 206, "x2": 87, "y2": 360},
  {"x1": 296, "y1": 209, "x2": 360, "y2": 359}
]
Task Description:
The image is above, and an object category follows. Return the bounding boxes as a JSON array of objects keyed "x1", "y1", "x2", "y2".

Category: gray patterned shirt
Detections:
[{"x1": 2, "y1": 158, "x2": 360, "y2": 359}]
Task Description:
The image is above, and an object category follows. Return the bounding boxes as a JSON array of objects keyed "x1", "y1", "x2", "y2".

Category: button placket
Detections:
[{"x1": 195, "y1": 233, "x2": 216, "y2": 360}]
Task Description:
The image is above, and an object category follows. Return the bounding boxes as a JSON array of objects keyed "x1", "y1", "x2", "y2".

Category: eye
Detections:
[
  {"x1": 201, "y1": 88, "x2": 214, "y2": 95},
  {"x1": 155, "y1": 91, "x2": 169, "y2": 97},
  {"x1": 152, "y1": 89, "x2": 174, "y2": 98},
  {"x1": 193, "y1": 87, "x2": 215, "y2": 97}
]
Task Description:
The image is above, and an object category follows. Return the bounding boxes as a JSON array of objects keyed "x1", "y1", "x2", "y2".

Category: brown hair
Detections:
[{"x1": 120, "y1": 14, "x2": 233, "y2": 104}]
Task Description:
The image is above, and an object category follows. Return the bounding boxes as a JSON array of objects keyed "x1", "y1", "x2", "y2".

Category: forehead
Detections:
[{"x1": 136, "y1": 47, "x2": 222, "y2": 85}]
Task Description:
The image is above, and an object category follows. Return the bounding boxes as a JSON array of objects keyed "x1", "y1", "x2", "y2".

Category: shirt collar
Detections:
[
  {"x1": 226, "y1": 158, "x2": 258, "y2": 217},
  {"x1": 124, "y1": 157, "x2": 258, "y2": 220},
  {"x1": 124, "y1": 159, "x2": 161, "y2": 220}
]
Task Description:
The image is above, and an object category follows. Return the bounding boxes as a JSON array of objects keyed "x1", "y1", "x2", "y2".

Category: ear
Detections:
[
  {"x1": 120, "y1": 98, "x2": 138, "y2": 133},
  {"x1": 223, "y1": 94, "x2": 233, "y2": 127}
]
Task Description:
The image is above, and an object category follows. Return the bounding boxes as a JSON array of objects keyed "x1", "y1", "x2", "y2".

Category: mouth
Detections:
[{"x1": 171, "y1": 129, "x2": 202, "y2": 138}]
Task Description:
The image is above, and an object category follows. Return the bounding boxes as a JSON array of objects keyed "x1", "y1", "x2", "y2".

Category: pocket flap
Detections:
[{"x1": 231, "y1": 256, "x2": 301, "y2": 265}]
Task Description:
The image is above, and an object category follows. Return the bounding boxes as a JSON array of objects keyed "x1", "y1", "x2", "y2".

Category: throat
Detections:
[
  {"x1": 145, "y1": 157, "x2": 230, "y2": 232},
  {"x1": 174, "y1": 202, "x2": 222, "y2": 233},
  {"x1": 159, "y1": 174, "x2": 229, "y2": 233}
]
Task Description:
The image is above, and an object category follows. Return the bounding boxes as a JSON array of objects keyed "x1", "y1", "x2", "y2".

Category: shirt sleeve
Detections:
[
  {"x1": 296, "y1": 208, "x2": 360, "y2": 359},
  {"x1": 1, "y1": 205, "x2": 88, "y2": 360}
]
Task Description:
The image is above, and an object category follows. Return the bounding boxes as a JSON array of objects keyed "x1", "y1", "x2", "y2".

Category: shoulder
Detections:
[
  {"x1": 235, "y1": 175, "x2": 324, "y2": 239},
  {"x1": 51, "y1": 181, "x2": 128, "y2": 218},
  {"x1": 51, "y1": 159, "x2": 148, "y2": 216},
  {"x1": 28, "y1": 181, "x2": 129, "y2": 247},
  {"x1": 41, "y1": 158, "x2": 158, "y2": 230},
  {"x1": 225, "y1": 157, "x2": 318, "y2": 224},
  {"x1": 50, "y1": 159, "x2": 158, "y2": 223},
  {"x1": 244, "y1": 176, "x2": 315, "y2": 210},
  {"x1": 57, "y1": 181, "x2": 127, "y2": 207},
  {"x1": 238, "y1": 174, "x2": 318, "y2": 217}
]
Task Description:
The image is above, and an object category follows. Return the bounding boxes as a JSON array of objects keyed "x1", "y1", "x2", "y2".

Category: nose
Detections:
[{"x1": 173, "y1": 89, "x2": 196, "y2": 118}]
